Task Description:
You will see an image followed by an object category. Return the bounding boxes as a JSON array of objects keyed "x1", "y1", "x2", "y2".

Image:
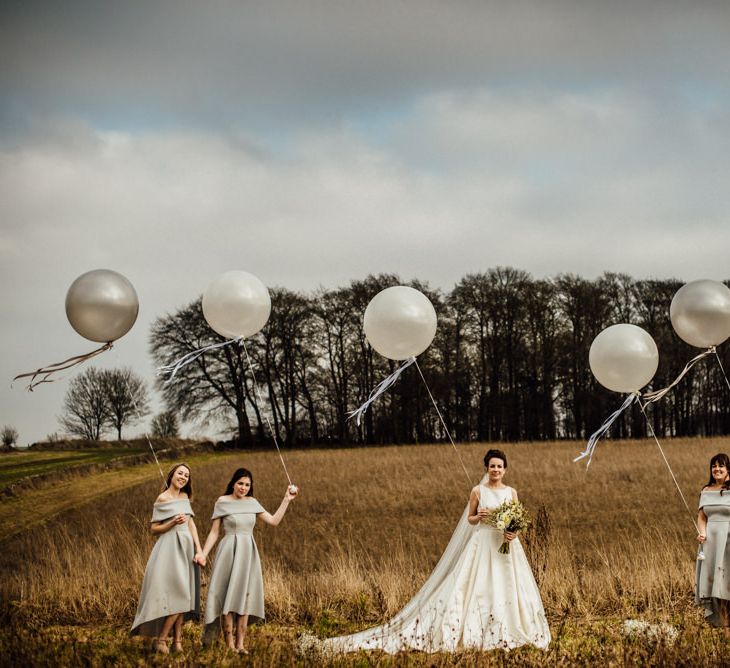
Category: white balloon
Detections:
[
  {"x1": 202, "y1": 271, "x2": 271, "y2": 339},
  {"x1": 670, "y1": 279, "x2": 730, "y2": 348},
  {"x1": 589, "y1": 324, "x2": 659, "y2": 393},
  {"x1": 65, "y1": 269, "x2": 139, "y2": 343},
  {"x1": 363, "y1": 286, "x2": 437, "y2": 360}
]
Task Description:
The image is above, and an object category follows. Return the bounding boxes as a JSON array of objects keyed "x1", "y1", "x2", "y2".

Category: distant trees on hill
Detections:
[
  {"x1": 149, "y1": 270, "x2": 730, "y2": 447},
  {"x1": 59, "y1": 367, "x2": 150, "y2": 440}
]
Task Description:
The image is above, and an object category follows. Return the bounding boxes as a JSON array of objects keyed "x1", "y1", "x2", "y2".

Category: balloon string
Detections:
[
  {"x1": 713, "y1": 349, "x2": 730, "y2": 394},
  {"x1": 240, "y1": 340, "x2": 293, "y2": 486},
  {"x1": 638, "y1": 401, "x2": 698, "y2": 532},
  {"x1": 641, "y1": 347, "x2": 715, "y2": 406},
  {"x1": 413, "y1": 358, "x2": 473, "y2": 487},
  {"x1": 157, "y1": 337, "x2": 242, "y2": 382},
  {"x1": 347, "y1": 357, "x2": 416, "y2": 426},
  {"x1": 574, "y1": 393, "x2": 639, "y2": 469},
  {"x1": 12, "y1": 342, "x2": 114, "y2": 391},
  {"x1": 111, "y1": 350, "x2": 167, "y2": 486}
]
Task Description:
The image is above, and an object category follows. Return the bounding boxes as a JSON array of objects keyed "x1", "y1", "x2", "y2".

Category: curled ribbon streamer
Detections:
[
  {"x1": 641, "y1": 347, "x2": 715, "y2": 406},
  {"x1": 157, "y1": 337, "x2": 242, "y2": 382},
  {"x1": 574, "y1": 392, "x2": 639, "y2": 469},
  {"x1": 13, "y1": 342, "x2": 114, "y2": 391},
  {"x1": 348, "y1": 357, "x2": 416, "y2": 426}
]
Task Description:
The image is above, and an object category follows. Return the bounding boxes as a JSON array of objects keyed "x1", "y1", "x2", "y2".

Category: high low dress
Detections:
[
  {"x1": 324, "y1": 483, "x2": 550, "y2": 653},
  {"x1": 131, "y1": 498, "x2": 200, "y2": 637},
  {"x1": 203, "y1": 497, "x2": 266, "y2": 640},
  {"x1": 696, "y1": 489, "x2": 730, "y2": 625}
]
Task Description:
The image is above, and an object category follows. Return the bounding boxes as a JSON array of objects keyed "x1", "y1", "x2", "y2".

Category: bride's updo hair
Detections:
[{"x1": 484, "y1": 449, "x2": 507, "y2": 468}]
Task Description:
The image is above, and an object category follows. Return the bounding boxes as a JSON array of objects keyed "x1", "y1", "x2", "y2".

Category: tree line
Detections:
[{"x1": 147, "y1": 269, "x2": 730, "y2": 448}]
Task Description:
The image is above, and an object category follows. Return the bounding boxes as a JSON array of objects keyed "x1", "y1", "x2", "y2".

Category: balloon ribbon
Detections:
[
  {"x1": 157, "y1": 337, "x2": 242, "y2": 381},
  {"x1": 348, "y1": 357, "x2": 416, "y2": 426},
  {"x1": 641, "y1": 347, "x2": 715, "y2": 406},
  {"x1": 574, "y1": 392, "x2": 639, "y2": 468},
  {"x1": 13, "y1": 342, "x2": 113, "y2": 391}
]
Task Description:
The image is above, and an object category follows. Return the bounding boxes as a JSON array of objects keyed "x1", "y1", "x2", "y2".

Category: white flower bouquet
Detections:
[{"x1": 484, "y1": 499, "x2": 531, "y2": 554}]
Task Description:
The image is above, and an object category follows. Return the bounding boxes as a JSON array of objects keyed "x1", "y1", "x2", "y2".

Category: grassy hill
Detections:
[{"x1": 1, "y1": 438, "x2": 727, "y2": 666}]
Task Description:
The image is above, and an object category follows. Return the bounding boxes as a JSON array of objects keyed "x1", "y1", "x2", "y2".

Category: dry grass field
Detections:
[{"x1": 1, "y1": 437, "x2": 729, "y2": 666}]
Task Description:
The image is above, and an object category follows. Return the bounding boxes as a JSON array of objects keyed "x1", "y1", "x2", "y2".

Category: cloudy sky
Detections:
[{"x1": 2, "y1": 1, "x2": 729, "y2": 446}]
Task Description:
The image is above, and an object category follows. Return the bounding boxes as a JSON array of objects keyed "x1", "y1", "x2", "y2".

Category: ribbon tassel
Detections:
[
  {"x1": 348, "y1": 357, "x2": 416, "y2": 426},
  {"x1": 641, "y1": 347, "x2": 715, "y2": 405},
  {"x1": 574, "y1": 392, "x2": 639, "y2": 468},
  {"x1": 13, "y1": 342, "x2": 114, "y2": 391},
  {"x1": 157, "y1": 337, "x2": 242, "y2": 381}
]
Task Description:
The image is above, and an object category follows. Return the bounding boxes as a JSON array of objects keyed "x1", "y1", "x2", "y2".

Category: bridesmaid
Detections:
[
  {"x1": 200, "y1": 467, "x2": 298, "y2": 653},
  {"x1": 696, "y1": 452, "x2": 730, "y2": 632},
  {"x1": 131, "y1": 463, "x2": 205, "y2": 654}
]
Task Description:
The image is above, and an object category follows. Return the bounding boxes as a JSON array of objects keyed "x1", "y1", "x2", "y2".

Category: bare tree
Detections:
[
  {"x1": 150, "y1": 410, "x2": 179, "y2": 438},
  {"x1": 58, "y1": 367, "x2": 149, "y2": 441},
  {"x1": 150, "y1": 298, "x2": 260, "y2": 446},
  {"x1": 1, "y1": 425, "x2": 19, "y2": 450},
  {"x1": 59, "y1": 368, "x2": 109, "y2": 440},
  {"x1": 101, "y1": 368, "x2": 150, "y2": 440}
]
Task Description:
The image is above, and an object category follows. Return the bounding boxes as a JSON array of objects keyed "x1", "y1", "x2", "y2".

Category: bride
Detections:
[{"x1": 323, "y1": 448, "x2": 550, "y2": 653}]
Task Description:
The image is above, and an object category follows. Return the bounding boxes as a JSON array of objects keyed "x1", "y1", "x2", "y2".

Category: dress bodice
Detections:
[
  {"x1": 478, "y1": 484, "x2": 513, "y2": 509},
  {"x1": 221, "y1": 513, "x2": 256, "y2": 536},
  {"x1": 699, "y1": 490, "x2": 730, "y2": 523},
  {"x1": 151, "y1": 498, "x2": 194, "y2": 533},
  {"x1": 211, "y1": 497, "x2": 266, "y2": 536}
]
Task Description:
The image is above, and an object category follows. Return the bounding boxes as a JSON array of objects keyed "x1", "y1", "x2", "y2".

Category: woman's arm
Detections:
[
  {"x1": 467, "y1": 487, "x2": 487, "y2": 526},
  {"x1": 188, "y1": 517, "x2": 203, "y2": 556},
  {"x1": 151, "y1": 513, "x2": 187, "y2": 535},
  {"x1": 258, "y1": 488, "x2": 299, "y2": 526},
  {"x1": 200, "y1": 518, "x2": 222, "y2": 559},
  {"x1": 697, "y1": 508, "x2": 708, "y2": 544}
]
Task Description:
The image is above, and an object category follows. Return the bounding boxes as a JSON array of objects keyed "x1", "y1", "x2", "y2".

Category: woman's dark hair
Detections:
[
  {"x1": 484, "y1": 449, "x2": 508, "y2": 469},
  {"x1": 224, "y1": 468, "x2": 254, "y2": 497},
  {"x1": 706, "y1": 453, "x2": 730, "y2": 493},
  {"x1": 164, "y1": 462, "x2": 193, "y2": 499}
]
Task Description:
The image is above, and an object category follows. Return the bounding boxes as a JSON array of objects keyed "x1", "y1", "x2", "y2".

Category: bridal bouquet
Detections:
[{"x1": 484, "y1": 499, "x2": 531, "y2": 554}]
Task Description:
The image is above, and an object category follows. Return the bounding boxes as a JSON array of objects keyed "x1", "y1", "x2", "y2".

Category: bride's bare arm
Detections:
[{"x1": 468, "y1": 487, "x2": 488, "y2": 525}]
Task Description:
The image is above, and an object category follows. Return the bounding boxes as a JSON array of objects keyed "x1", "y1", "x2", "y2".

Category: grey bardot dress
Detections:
[
  {"x1": 696, "y1": 490, "x2": 730, "y2": 626},
  {"x1": 130, "y1": 498, "x2": 201, "y2": 637},
  {"x1": 203, "y1": 497, "x2": 266, "y2": 639}
]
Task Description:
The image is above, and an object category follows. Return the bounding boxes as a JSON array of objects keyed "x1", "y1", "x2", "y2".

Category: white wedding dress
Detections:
[{"x1": 323, "y1": 482, "x2": 550, "y2": 653}]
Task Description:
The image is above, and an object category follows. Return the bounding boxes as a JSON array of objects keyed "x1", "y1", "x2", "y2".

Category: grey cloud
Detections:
[{"x1": 3, "y1": 1, "x2": 730, "y2": 131}]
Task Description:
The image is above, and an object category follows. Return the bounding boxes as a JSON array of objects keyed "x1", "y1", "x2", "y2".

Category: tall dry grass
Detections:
[{"x1": 0, "y1": 437, "x2": 725, "y2": 638}]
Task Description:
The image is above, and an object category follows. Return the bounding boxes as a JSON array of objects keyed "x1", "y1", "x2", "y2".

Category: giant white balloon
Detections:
[
  {"x1": 202, "y1": 270, "x2": 271, "y2": 339},
  {"x1": 363, "y1": 286, "x2": 437, "y2": 360},
  {"x1": 670, "y1": 279, "x2": 730, "y2": 348},
  {"x1": 589, "y1": 324, "x2": 659, "y2": 393},
  {"x1": 65, "y1": 269, "x2": 139, "y2": 343}
]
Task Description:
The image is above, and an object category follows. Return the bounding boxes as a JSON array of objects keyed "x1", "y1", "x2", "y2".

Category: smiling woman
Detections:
[
  {"x1": 695, "y1": 453, "x2": 730, "y2": 631},
  {"x1": 323, "y1": 448, "x2": 550, "y2": 653},
  {"x1": 199, "y1": 467, "x2": 299, "y2": 654},
  {"x1": 130, "y1": 462, "x2": 205, "y2": 654}
]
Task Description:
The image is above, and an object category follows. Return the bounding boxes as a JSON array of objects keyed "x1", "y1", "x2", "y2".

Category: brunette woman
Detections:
[
  {"x1": 200, "y1": 468, "x2": 298, "y2": 653},
  {"x1": 131, "y1": 463, "x2": 204, "y2": 654}
]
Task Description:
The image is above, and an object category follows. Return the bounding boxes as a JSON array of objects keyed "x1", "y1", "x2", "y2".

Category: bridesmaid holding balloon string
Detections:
[
  {"x1": 696, "y1": 453, "x2": 730, "y2": 633},
  {"x1": 200, "y1": 468, "x2": 298, "y2": 653}
]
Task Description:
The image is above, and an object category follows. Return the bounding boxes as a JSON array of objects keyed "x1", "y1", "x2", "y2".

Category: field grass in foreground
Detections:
[{"x1": 2, "y1": 437, "x2": 730, "y2": 666}]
